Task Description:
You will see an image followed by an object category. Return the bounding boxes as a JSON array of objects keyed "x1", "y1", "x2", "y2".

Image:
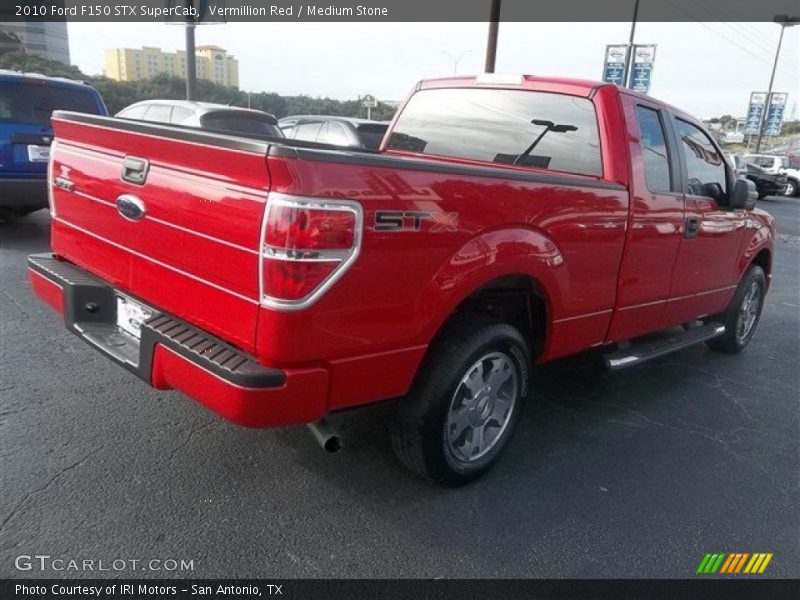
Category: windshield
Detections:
[
  {"x1": 0, "y1": 81, "x2": 101, "y2": 125},
  {"x1": 750, "y1": 156, "x2": 776, "y2": 168},
  {"x1": 200, "y1": 111, "x2": 282, "y2": 138}
]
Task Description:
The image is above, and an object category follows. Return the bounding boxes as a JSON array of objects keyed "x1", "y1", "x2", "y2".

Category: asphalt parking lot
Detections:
[{"x1": 1, "y1": 199, "x2": 798, "y2": 579}]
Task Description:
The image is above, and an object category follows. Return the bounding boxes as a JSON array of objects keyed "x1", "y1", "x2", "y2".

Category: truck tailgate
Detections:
[{"x1": 49, "y1": 112, "x2": 270, "y2": 352}]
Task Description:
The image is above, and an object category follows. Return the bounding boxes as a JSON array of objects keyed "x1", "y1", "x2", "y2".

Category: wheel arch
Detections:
[
  {"x1": 751, "y1": 247, "x2": 771, "y2": 279},
  {"x1": 416, "y1": 226, "x2": 566, "y2": 362},
  {"x1": 430, "y1": 272, "x2": 552, "y2": 360}
]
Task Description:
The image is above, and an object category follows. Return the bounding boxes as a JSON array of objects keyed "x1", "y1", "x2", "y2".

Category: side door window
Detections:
[
  {"x1": 754, "y1": 157, "x2": 773, "y2": 169},
  {"x1": 320, "y1": 121, "x2": 351, "y2": 146},
  {"x1": 117, "y1": 104, "x2": 148, "y2": 120},
  {"x1": 675, "y1": 118, "x2": 727, "y2": 201},
  {"x1": 294, "y1": 121, "x2": 324, "y2": 142},
  {"x1": 635, "y1": 105, "x2": 673, "y2": 193},
  {"x1": 143, "y1": 104, "x2": 173, "y2": 124},
  {"x1": 170, "y1": 106, "x2": 195, "y2": 125}
]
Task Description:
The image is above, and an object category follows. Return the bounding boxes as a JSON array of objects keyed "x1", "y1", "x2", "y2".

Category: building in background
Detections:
[
  {"x1": 0, "y1": 22, "x2": 70, "y2": 64},
  {"x1": 104, "y1": 45, "x2": 239, "y2": 88}
]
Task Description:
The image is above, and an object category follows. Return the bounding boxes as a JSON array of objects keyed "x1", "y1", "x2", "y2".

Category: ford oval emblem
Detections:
[{"x1": 116, "y1": 194, "x2": 146, "y2": 221}]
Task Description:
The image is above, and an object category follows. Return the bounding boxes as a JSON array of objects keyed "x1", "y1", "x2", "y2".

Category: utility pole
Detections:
[
  {"x1": 623, "y1": 0, "x2": 640, "y2": 87},
  {"x1": 755, "y1": 15, "x2": 800, "y2": 153},
  {"x1": 484, "y1": 0, "x2": 501, "y2": 73},
  {"x1": 184, "y1": 0, "x2": 197, "y2": 100}
]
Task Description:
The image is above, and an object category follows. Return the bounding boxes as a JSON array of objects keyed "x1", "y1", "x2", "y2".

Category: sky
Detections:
[{"x1": 67, "y1": 21, "x2": 800, "y2": 119}]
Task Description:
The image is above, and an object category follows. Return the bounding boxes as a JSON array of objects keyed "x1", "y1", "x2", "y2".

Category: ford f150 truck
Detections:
[{"x1": 28, "y1": 74, "x2": 774, "y2": 485}]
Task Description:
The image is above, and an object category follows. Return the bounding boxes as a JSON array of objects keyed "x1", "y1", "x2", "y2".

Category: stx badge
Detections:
[{"x1": 374, "y1": 210, "x2": 459, "y2": 232}]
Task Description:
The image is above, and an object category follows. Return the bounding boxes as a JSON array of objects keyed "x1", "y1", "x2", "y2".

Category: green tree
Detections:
[{"x1": 0, "y1": 51, "x2": 85, "y2": 80}]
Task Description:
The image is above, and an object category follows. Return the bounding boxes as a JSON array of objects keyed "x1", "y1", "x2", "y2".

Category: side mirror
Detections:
[
  {"x1": 700, "y1": 182, "x2": 725, "y2": 204},
  {"x1": 730, "y1": 178, "x2": 757, "y2": 210}
]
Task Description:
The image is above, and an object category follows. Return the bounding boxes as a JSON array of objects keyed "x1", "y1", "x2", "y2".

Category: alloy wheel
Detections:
[{"x1": 445, "y1": 351, "x2": 519, "y2": 463}]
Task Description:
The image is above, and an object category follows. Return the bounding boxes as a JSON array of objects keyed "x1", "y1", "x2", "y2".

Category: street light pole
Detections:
[
  {"x1": 755, "y1": 15, "x2": 799, "y2": 153},
  {"x1": 623, "y1": 0, "x2": 640, "y2": 88},
  {"x1": 484, "y1": 0, "x2": 501, "y2": 73},
  {"x1": 185, "y1": 21, "x2": 197, "y2": 100}
]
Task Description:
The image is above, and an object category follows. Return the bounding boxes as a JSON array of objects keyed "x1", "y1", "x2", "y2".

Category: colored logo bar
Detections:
[{"x1": 697, "y1": 553, "x2": 773, "y2": 574}]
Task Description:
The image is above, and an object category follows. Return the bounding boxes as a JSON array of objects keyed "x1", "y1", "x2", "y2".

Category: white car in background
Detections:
[
  {"x1": 743, "y1": 154, "x2": 800, "y2": 197},
  {"x1": 116, "y1": 100, "x2": 283, "y2": 140}
]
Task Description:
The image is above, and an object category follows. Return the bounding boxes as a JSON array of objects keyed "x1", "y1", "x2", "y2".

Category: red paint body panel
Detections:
[
  {"x1": 327, "y1": 345, "x2": 429, "y2": 410},
  {"x1": 51, "y1": 218, "x2": 259, "y2": 351},
  {"x1": 50, "y1": 119, "x2": 268, "y2": 353},
  {"x1": 150, "y1": 345, "x2": 328, "y2": 427},
  {"x1": 30, "y1": 77, "x2": 775, "y2": 428},
  {"x1": 28, "y1": 269, "x2": 64, "y2": 316},
  {"x1": 258, "y1": 157, "x2": 629, "y2": 365}
]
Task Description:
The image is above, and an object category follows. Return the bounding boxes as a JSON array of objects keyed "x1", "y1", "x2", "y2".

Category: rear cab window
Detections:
[
  {"x1": 200, "y1": 111, "x2": 282, "y2": 138},
  {"x1": 386, "y1": 87, "x2": 603, "y2": 177},
  {"x1": 0, "y1": 80, "x2": 102, "y2": 125},
  {"x1": 355, "y1": 123, "x2": 389, "y2": 149}
]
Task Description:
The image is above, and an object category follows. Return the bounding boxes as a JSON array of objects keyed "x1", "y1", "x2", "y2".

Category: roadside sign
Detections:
[
  {"x1": 602, "y1": 44, "x2": 628, "y2": 86},
  {"x1": 629, "y1": 44, "x2": 656, "y2": 94},
  {"x1": 743, "y1": 92, "x2": 768, "y2": 135},
  {"x1": 362, "y1": 94, "x2": 378, "y2": 120},
  {"x1": 764, "y1": 92, "x2": 788, "y2": 136}
]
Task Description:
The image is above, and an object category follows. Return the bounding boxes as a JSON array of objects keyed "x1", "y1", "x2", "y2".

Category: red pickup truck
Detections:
[{"x1": 28, "y1": 74, "x2": 774, "y2": 485}]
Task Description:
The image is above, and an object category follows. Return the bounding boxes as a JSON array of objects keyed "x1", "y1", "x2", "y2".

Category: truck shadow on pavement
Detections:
[{"x1": 269, "y1": 345, "x2": 733, "y2": 492}]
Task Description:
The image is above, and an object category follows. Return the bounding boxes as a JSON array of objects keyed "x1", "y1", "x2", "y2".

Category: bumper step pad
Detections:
[{"x1": 28, "y1": 253, "x2": 283, "y2": 388}]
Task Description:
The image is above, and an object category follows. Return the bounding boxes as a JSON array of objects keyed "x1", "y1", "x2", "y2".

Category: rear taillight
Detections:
[
  {"x1": 260, "y1": 193, "x2": 362, "y2": 309},
  {"x1": 48, "y1": 139, "x2": 58, "y2": 217}
]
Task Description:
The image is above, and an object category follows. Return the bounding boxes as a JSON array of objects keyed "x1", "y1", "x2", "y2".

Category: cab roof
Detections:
[
  {"x1": 418, "y1": 74, "x2": 610, "y2": 98},
  {"x1": 417, "y1": 73, "x2": 693, "y2": 121}
]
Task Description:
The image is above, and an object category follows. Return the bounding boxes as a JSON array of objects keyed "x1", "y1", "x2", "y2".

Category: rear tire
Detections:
[
  {"x1": 390, "y1": 316, "x2": 530, "y2": 486},
  {"x1": 785, "y1": 179, "x2": 799, "y2": 197},
  {"x1": 707, "y1": 265, "x2": 766, "y2": 354}
]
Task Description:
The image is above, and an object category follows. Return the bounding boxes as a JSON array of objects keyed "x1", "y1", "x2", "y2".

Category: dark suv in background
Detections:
[
  {"x1": 279, "y1": 115, "x2": 389, "y2": 149},
  {"x1": 0, "y1": 70, "x2": 107, "y2": 217}
]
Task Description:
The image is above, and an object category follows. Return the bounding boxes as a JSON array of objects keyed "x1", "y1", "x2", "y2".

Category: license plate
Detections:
[
  {"x1": 27, "y1": 144, "x2": 50, "y2": 162},
  {"x1": 116, "y1": 296, "x2": 153, "y2": 340}
]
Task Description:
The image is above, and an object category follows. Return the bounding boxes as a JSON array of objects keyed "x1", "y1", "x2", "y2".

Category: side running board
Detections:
[{"x1": 603, "y1": 323, "x2": 726, "y2": 370}]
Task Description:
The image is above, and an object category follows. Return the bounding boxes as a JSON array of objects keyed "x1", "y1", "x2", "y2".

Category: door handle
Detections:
[
  {"x1": 121, "y1": 156, "x2": 149, "y2": 185},
  {"x1": 685, "y1": 216, "x2": 701, "y2": 239}
]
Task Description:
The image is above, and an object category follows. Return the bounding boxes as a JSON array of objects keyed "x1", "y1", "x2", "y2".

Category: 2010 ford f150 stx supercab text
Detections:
[{"x1": 28, "y1": 74, "x2": 774, "y2": 484}]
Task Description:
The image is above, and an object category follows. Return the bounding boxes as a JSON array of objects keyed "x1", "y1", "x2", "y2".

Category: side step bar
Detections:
[{"x1": 603, "y1": 323, "x2": 726, "y2": 370}]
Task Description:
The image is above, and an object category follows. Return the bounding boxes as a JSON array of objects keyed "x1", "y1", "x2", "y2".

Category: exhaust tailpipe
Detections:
[{"x1": 307, "y1": 419, "x2": 342, "y2": 453}]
